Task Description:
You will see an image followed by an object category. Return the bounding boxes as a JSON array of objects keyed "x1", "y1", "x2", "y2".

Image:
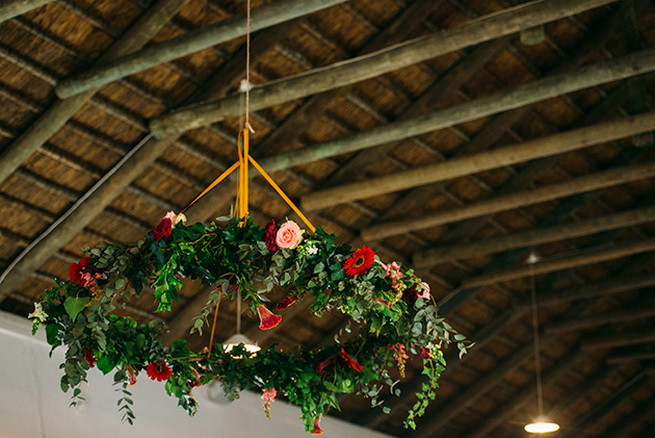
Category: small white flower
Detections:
[
  {"x1": 306, "y1": 246, "x2": 318, "y2": 255},
  {"x1": 28, "y1": 302, "x2": 48, "y2": 322}
]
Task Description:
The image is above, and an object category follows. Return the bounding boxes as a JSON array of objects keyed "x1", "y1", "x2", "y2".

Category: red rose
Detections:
[
  {"x1": 153, "y1": 217, "x2": 172, "y2": 241},
  {"x1": 342, "y1": 246, "x2": 375, "y2": 277},
  {"x1": 420, "y1": 346, "x2": 431, "y2": 359},
  {"x1": 69, "y1": 257, "x2": 91, "y2": 285},
  {"x1": 402, "y1": 286, "x2": 419, "y2": 304},
  {"x1": 264, "y1": 219, "x2": 278, "y2": 251},
  {"x1": 83, "y1": 349, "x2": 96, "y2": 368}
]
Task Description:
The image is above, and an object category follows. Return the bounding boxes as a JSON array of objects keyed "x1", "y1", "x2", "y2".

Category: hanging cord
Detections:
[
  {"x1": 244, "y1": 0, "x2": 253, "y2": 134},
  {"x1": 0, "y1": 133, "x2": 154, "y2": 288},
  {"x1": 528, "y1": 254, "x2": 544, "y2": 417}
]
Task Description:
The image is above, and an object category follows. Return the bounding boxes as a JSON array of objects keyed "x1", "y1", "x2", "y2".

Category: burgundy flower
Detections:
[
  {"x1": 315, "y1": 359, "x2": 332, "y2": 375},
  {"x1": 257, "y1": 304, "x2": 282, "y2": 330},
  {"x1": 342, "y1": 246, "x2": 375, "y2": 277},
  {"x1": 312, "y1": 415, "x2": 323, "y2": 435},
  {"x1": 264, "y1": 219, "x2": 278, "y2": 251},
  {"x1": 126, "y1": 364, "x2": 137, "y2": 385},
  {"x1": 276, "y1": 295, "x2": 298, "y2": 311},
  {"x1": 69, "y1": 257, "x2": 91, "y2": 285},
  {"x1": 339, "y1": 348, "x2": 364, "y2": 372},
  {"x1": 83, "y1": 349, "x2": 96, "y2": 368},
  {"x1": 146, "y1": 360, "x2": 172, "y2": 382},
  {"x1": 402, "y1": 286, "x2": 419, "y2": 304},
  {"x1": 420, "y1": 346, "x2": 431, "y2": 360},
  {"x1": 153, "y1": 217, "x2": 172, "y2": 241}
]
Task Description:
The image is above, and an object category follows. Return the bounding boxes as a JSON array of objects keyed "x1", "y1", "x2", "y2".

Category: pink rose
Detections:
[{"x1": 275, "y1": 221, "x2": 303, "y2": 249}]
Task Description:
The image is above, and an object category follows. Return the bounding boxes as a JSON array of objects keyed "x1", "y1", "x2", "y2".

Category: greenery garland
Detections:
[{"x1": 29, "y1": 213, "x2": 470, "y2": 433}]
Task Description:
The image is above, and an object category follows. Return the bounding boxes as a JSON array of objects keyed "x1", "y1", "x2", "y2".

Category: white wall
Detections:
[{"x1": 0, "y1": 311, "x2": 393, "y2": 438}]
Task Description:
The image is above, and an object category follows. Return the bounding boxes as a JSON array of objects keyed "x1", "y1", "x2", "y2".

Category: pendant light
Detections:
[
  {"x1": 223, "y1": 295, "x2": 260, "y2": 354},
  {"x1": 524, "y1": 252, "x2": 560, "y2": 434}
]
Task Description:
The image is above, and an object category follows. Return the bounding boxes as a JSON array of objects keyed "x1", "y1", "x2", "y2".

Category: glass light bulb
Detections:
[{"x1": 223, "y1": 333, "x2": 261, "y2": 354}]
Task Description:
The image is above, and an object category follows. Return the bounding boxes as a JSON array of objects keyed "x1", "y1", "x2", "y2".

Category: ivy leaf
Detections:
[
  {"x1": 64, "y1": 296, "x2": 91, "y2": 322},
  {"x1": 97, "y1": 355, "x2": 117, "y2": 375}
]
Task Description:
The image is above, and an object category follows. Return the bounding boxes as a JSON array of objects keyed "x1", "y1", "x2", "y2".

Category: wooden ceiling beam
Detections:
[
  {"x1": 456, "y1": 350, "x2": 590, "y2": 438},
  {"x1": 414, "y1": 204, "x2": 655, "y2": 267},
  {"x1": 596, "y1": 396, "x2": 655, "y2": 437},
  {"x1": 558, "y1": 373, "x2": 651, "y2": 438},
  {"x1": 582, "y1": 330, "x2": 655, "y2": 350},
  {"x1": 55, "y1": 0, "x2": 346, "y2": 99},
  {"x1": 0, "y1": 0, "x2": 188, "y2": 186},
  {"x1": 300, "y1": 104, "x2": 655, "y2": 211},
  {"x1": 460, "y1": 239, "x2": 655, "y2": 290},
  {"x1": 0, "y1": 5, "x2": 292, "y2": 302},
  {"x1": 0, "y1": 0, "x2": 52, "y2": 24},
  {"x1": 546, "y1": 303, "x2": 655, "y2": 334},
  {"x1": 362, "y1": 161, "x2": 655, "y2": 241},
  {"x1": 150, "y1": 0, "x2": 617, "y2": 138},
  {"x1": 250, "y1": 0, "x2": 466, "y2": 160},
  {"x1": 607, "y1": 349, "x2": 655, "y2": 365}
]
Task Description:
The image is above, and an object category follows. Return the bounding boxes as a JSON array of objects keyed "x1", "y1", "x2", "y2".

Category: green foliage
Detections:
[{"x1": 31, "y1": 216, "x2": 470, "y2": 433}]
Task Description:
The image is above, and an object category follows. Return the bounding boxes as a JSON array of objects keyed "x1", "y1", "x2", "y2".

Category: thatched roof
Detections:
[{"x1": 1, "y1": 0, "x2": 654, "y2": 436}]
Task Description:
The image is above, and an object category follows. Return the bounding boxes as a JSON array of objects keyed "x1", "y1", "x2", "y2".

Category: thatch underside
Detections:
[{"x1": 0, "y1": 0, "x2": 654, "y2": 436}]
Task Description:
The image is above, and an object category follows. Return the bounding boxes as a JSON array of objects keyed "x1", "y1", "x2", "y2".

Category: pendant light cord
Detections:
[{"x1": 529, "y1": 261, "x2": 544, "y2": 417}]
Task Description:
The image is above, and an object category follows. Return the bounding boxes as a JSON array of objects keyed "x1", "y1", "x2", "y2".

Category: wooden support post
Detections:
[
  {"x1": 0, "y1": 0, "x2": 51, "y2": 24},
  {"x1": 362, "y1": 162, "x2": 655, "y2": 241},
  {"x1": 414, "y1": 205, "x2": 655, "y2": 267},
  {"x1": 461, "y1": 238, "x2": 655, "y2": 289},
  {"x1": 0, "y1": 0, "x2": 188, "y2": 186},
  {"x1": 301, "y1": 109, "x2": 655, "y2": 211},
  {"x1": 56, "y1": 0, "x2": 347, "y2": 99},
  {"x1": 149, "y1": 0, "x2": 617, "y2": 138}
]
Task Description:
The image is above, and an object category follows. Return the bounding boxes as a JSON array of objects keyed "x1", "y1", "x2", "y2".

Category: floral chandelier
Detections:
[{"x1": 28, "y1": 4, "x2": 468, "y2": 432}]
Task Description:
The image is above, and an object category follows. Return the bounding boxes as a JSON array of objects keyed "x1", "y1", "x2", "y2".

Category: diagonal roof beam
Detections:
[
  {"x1": 461, "y1": 239, "x2": 655, "y2": 290},
  {"x1": 0, "y1": 0, "x2": 52, "y2": 24},
  {"x1": 413, "y1": 204, "x2": 655, "y2": 267},
  {"x1": 326, "y1": 0, "x2": 623, "y2": 188},
  {"x1": 0, "y1": 10, "x2": 291, "y2": 302},
  {"x1": 55, "y1": 0, "x2": 347, "y2": 98},
  {"x1": 149, "y1": 0, "x2": 618, "y2": 138},
  {"x1": 362, "y1": 161, "x2": 655, "y2": 241},
  {"x1": 0, "y1": 0, "x2": 188, "y2": 186},
  {"x1": 299, "y1": 106, "x2": 655, "y2": 211},
  {"x1": 558, "y1": 373, "x2": 651, "y2": 438},
  {"x1": 455, "y1": 349, "x2": 591, "y2": 438},
  {"x1": 250, "y1": 0, "x2": 451, "y2": 153}
]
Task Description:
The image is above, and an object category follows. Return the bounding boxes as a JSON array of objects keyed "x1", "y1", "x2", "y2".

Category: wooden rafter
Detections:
[
  {"x1": 149, "y1": 0, "x2": 617, "y2": 138},
  {"x1": 55, "y1": 0, "x2": 347, "y2": 98},
  {"x1": 300, "y1": 108, "x2": 655, "y2": 211},
  {"x1": 0, "y1": 0, "x2": 52, "y2": 24},
  {"x1": 362, "y1": 162, "x2": 655, "y2": 241},
  {"x1": 0, "y1": 0, "x2": 188, "y2": 186},
  {"x1": 414, "y1": 204, "x2": 655, "y2": 267}
]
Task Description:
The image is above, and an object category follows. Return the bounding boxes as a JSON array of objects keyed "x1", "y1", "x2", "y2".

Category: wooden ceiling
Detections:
[{"x1": 0, "y1": 0, "x2": 654, "y2": 436}]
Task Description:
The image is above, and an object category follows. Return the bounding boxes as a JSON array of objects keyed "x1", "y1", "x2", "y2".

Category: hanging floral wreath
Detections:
[{"x1": 30, "y1": 213, "x2": 470, "y2": 433}]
